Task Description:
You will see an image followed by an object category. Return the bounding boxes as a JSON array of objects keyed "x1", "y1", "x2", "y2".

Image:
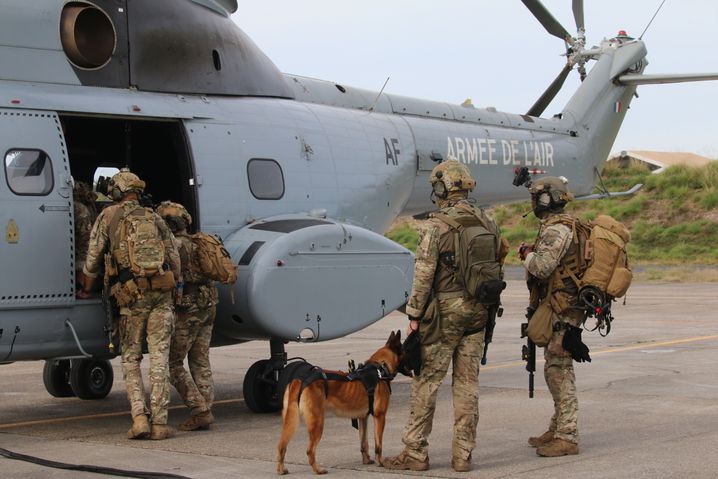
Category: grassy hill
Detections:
[{"x1": 386, "y1": 162, "x2": 718, "y2": 270}]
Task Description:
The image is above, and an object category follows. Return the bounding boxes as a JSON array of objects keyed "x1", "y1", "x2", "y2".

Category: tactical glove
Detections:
[
  {"x1": 400, "y1": 329, "x2": 422, "y2": 377},
  {"x1": 562, "y1": 325, "x2": 591, "y2": 363}
]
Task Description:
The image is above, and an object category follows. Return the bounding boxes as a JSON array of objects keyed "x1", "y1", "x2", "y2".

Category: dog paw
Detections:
[
  {"x1": 313, "y1": 467, "x2": 327, "y2": 475},
  {"x1": 277, "y1": 467, "x2": 288, "y2": 475},
  {"x1": 362, "y1": 458, "x2": 375, "y2": 465}
]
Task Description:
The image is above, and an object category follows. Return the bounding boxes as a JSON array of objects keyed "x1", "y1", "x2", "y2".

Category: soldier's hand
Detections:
[
  {"x1": 518, "y1": 242, "x2": 533, "y2": 261},
  {"x1": 406, "y1": 318, "x2": 420, "y2": 338},
  {"x1": 76, "y1": 271, "x2": 87, "y2": 289},
  {"x1": 76, "y1": 288, "x2": 92, "y2": 299}
]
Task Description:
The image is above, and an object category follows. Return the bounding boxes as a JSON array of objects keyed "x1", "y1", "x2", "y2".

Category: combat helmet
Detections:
[
  {"x1": 108, "y1": 168, "x2": 145, "y2": 200},
  {"x1": 528, "y1": 176, "x2": 574, "y2": 215},
  {"x1": 156, "y1": 201, "x2": 192, "y2": 226},
  {"x1": 429, "y1": 158, "x2": 476, "y2": 199}
]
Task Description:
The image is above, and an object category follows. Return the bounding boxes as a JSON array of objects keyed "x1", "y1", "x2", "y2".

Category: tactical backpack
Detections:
[
  {"x1": 112, "y1": 206, "x2": 166, "y2": 277},
  {"x1": 191, "y1": 232, "x2": 238, "y2": 285},
  {"x1": 433, "y1": 205, "x2": 506, "y2": 305}
]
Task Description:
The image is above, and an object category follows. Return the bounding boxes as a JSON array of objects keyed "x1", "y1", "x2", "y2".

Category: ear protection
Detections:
[
  {"x1": 108, "y1": 179, "x2": 122, "y2": 201},
  {"x1": 536, "y1": 191, "x2": 551, "y2": 207},
  {"x1": 432, "y1": 170, "x2": 448, "y2": 199}
]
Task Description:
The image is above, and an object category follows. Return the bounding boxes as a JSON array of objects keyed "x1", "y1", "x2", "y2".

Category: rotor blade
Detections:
[
  {"x1": 521, "y1": 0, "x2": 572, "y2": 41},
  {"x1": 573, "y1": 0, "x2": 585, "y2": 32},
  {"x1": 617, "y1": 73, "x2": 718, "y2": 85},
  {"x1": 526, "y1": 63, "x2": 573, "y2": 117}
]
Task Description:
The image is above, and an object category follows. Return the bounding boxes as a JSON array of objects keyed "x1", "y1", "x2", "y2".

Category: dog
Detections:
[{"x1": 276, "y1": 330, "x2": 405, "y2": 475}]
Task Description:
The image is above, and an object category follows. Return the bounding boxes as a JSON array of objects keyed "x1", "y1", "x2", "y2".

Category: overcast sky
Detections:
[{"x1": 233, "y1": 1, "x2": 718, "y2": 158}]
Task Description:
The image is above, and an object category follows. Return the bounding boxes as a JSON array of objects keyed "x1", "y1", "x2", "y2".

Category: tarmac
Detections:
[{"x1": 1, "y1": 280, "x2": 717, "y2": 478}]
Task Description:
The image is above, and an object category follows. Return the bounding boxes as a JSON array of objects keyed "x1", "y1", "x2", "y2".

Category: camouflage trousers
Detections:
[
  {"x1": 403, "y1": 297, "x2": 487, "y2": 462},
  {"x1": 543, "y1": 327, "x2": 578, "y2": 444},
  {"x1": 119, "y1": 290, "x2": 174, "y2": 425},
  {"x1": 169, "y1": 303, "x2": 216, "y2": 415}
]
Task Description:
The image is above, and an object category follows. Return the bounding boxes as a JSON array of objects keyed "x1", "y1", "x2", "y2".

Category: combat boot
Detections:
[
  {"x1": 382, "y1": 451, "x2": 429, "y2": 471},
  {"x1": 528, "y1": 430, "x2": 554, "y2": 448},
  {"x1": 126, "y1": 414, "x2": 150, "y2": 439},
  {"x1": 150, "y1": 424, "x2": 175, "y2": 440},
  {"x1": 178, "y1": 411, "x2": 214, "y2": 431},
  {"x1": 452, "y1": 453, "x2": 472, "y2": 472},
  {"x1": 536, "y1": 438, "x2": 579, "y2": 457}
]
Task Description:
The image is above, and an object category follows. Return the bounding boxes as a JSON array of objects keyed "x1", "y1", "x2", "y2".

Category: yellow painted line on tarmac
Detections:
[
  {"x1": 2, "y1": 335, "x2": 717, "y2": 430},
  {"x1": 481, "y1": 334, "x2": 718, "y2": 371},
  {"x1": 0, "y1": 398, "x2": 243, "y2": 430}
]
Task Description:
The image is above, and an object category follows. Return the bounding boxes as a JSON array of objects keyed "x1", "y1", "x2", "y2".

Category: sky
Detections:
[{"x1": 232, "y1": 1, "x2": 718, "y2": 158}]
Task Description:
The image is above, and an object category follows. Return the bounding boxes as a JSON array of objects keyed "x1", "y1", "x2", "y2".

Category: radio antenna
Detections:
[
  {"x1": 639, "y1": 0, "x2": 667, "y2": 40},
  {"x1": 369, "y1": 76, "x2": 391, "y2": 112}
]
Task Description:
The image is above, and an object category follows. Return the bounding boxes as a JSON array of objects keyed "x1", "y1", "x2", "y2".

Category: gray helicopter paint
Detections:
[
  {"x1": 0, "y1": 110, "x2": 74, "y2": 307},
  {"x1": 0, "y1": 1, "x2": 658, "y2": 362},
  {"x1": 216, "y1": 215, "x2": 412, "y2": 342},
  {"x1": 0, "y1": 0, "x2": 291, "y2": 98}
]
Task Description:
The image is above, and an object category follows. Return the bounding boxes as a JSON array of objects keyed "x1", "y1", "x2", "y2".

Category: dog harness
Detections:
[{"x1": 293, "y1": 361, "x2": 395, "y2": 419}]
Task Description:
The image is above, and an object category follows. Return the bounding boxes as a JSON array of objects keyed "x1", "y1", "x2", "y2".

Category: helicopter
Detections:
[{"x1": 1, "y1": 0, "x2": 716, "y2": 412}]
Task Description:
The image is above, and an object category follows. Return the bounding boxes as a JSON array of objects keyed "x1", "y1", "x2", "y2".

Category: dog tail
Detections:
[{"x1": 277, "y1": 379, "x2": 302, "y2": 474}]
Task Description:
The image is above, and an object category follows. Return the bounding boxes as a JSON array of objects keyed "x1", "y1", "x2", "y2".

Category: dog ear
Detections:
[{"x1": 387, "y1": 330, "x2": 395, "y2": 345}]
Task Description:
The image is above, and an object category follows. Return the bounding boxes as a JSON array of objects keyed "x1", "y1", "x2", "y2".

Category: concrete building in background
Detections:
[{"x1": 608, "y1": 150, "x2": 715, "y2": 173}]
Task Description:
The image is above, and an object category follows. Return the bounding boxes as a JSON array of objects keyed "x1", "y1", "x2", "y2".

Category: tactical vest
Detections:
[{"x1": 535, "y1": 213, "x2": 586, "y2": 299}]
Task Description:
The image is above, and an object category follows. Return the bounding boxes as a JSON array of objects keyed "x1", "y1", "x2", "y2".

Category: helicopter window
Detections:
[
  {"x1": 247, "y1": 159, "x2": 284, "y2": 200},
  {"x1": 4, "y1": 149, "x2": 54, "y2": 196}
]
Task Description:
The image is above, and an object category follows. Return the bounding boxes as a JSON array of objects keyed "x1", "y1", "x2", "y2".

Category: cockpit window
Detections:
[
  {"x1": 4, "y1": 149, "x2": 54, "y2": 196},
  {"x1": 247, "y1": 159, "x2": 284, "y2": 200}
]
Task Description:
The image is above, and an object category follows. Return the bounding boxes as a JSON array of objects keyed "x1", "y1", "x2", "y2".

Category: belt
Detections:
[{"x1": 435, "y1": 291, "x2": 466, "y2": 300}]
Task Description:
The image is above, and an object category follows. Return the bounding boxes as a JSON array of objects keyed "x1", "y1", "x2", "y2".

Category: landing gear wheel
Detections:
[
  {"x1": 69, "y1": 359, "x2": 114, "y2": 400},
  {"x1": 243, "y1": 359, "x2": 281, "y2": 413},
  {"x1": 43, "y1": 359, "x2": 75, "y2": 398}
]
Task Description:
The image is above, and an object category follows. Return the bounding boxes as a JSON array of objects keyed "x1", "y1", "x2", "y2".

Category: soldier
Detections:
[
  {"x1": 383, "y1": 159, "x2": 506, "y2": 472},
  {"x1": 156, "y1": 201, "x2": 218, "y2": 431},
  {"x1": 518, "y1": 176, "x2": 585, "y2": 457},
  {"x1": 77, "y1": 170, "x2": 180, "y2": 441},
  {"x1": 73, "y1": 180, "x2": 97, "y2": 286}
]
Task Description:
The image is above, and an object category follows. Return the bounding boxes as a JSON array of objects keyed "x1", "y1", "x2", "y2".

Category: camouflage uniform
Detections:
[
  {"x1": 401, "y1": 197, "x2": 501, "y2": 463},
  {"x1": 84, "y1": 200, "x2": 180, "y2": 426},
  {"x1": 524, "y1": 213, "x2": 583, "y2": 445},
  {"x1": 73, "y1": 182, "x2": 97, "y2": 273},
  {"x1": 169, "y1": 231, "x2": 218, "y2": 417}
]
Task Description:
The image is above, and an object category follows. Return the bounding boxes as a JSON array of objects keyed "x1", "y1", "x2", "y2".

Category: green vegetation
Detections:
[{"x1": 387, "y1": 162, "x2": 718, "y2": 267}]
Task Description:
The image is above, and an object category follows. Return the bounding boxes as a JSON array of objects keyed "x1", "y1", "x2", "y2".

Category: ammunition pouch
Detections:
[
  {"x1": 526, "y1": 301, "x2": 553, "y2": 347},
  {"x1": 110, "y1": 278, "x2": 140, "y2": 307},
  {"x1": 136, "y1": 270, "x2": 176, "y2": 292}
]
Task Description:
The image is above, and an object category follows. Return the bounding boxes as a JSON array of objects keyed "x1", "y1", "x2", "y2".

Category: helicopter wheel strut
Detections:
[
  {"x1": 69, "y1": 359, "x2": 114, "y2": 400},
  {"x1": 42, "y1": 359, "x2": 75, "y2": 398},
  {"x1": 243, "y1": 339, "x2": 286, "y2": 413}
]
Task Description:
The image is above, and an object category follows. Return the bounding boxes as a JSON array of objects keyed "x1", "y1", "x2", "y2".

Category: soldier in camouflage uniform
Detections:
[
  {"x1": 383, "y1": 159, "x2": 507, "y2": 473},
  {"x1": 73, "y1": 181, "x2": 97, "y2": 280},
  {"x1": 518, "y1": 176, "x2": 582, "y2": 457},
  {"x1": 156, "y1": 201, "x2": 218, "y2": 431},
  {"x1": 77, "y1": 170, "x2": 180, "y2": 441}
]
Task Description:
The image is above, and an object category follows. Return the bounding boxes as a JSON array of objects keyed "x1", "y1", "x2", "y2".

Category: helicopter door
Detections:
[{"x1": 0, "y1": 109, "x2": 74, "y2": 307}]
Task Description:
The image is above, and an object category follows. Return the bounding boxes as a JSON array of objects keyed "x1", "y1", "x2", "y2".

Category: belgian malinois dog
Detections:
[{"x1": 276, "y1": 330, "x2": 404, "y2": 475}]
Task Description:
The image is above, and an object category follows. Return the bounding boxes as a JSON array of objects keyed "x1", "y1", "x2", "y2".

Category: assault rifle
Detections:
[
  {"x1": 481, "y1": 303, "x2": 503, "y2": 365},
  {"x1": 521, "y1": 306, "x2": 536, "y2": 398},
  {"x1": 101, "y1": 285, "x2": 119, "y2": 354}
]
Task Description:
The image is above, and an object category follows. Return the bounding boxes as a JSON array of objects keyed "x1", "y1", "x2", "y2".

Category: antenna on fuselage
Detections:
[
  {"x1": 639, "y1": 0, "x2": 668, "y2": 40},
  {"x1": 368, "y1": 76, "x2": 391, "y2": 112}
]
